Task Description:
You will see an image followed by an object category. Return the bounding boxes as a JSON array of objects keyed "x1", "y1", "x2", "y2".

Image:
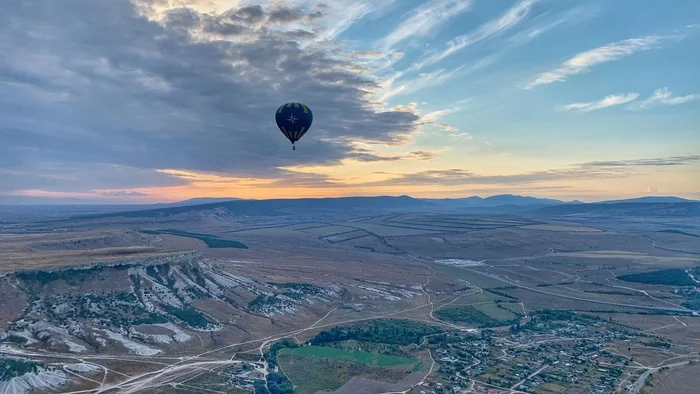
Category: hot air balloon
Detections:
[{"x1": 275, "y1": 102, "x2": 313, "y2": 150}]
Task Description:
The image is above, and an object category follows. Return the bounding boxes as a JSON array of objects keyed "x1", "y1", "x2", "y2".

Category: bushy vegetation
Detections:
[
  {"x1": 483, "y1": 286, "x2": 519, "y2": 301},
  {"x1": 253, "y1": 373, "x2": 294, "y2": 394},
  {"x1": 617, "y1": 269, "x2": 696, "y2": 286},
  {"x1": 17, "y1": 264, "x2": 130, "y2": 286},
  {"x1": 531, "y1": 309, "x2": 576, "y2": 321},
  {"x1": 268, "y1": 282, "x2": 324, "y2": 297},
  {"x1": 0, "y1": 359, "x2": 41, "y2": 381},
  {"x1": 3, "y1": 335, "x2": 28, "y2": 344},
  {"x1": 682, "y1": 299, "x2": 700, "y2": 310},
  {"x1": 163, "y1": 305, "x2": 210, "y2": 329},
  {"x1": 265, "y1": 339, "x2": 298, "y2": 369},
  {"x1": 248, "y1": 295, "x2": 280, "y2": 310},
  {"x1": 435, "y1": 306, "x2": 517, "y2": 328},
  {"x1": 142, "y1": 229, "x2": 248, "y2": 249},
  {"x1": 509, "y1": 309, "x2": 606, "y2": 333},
  {"x1": 40, "y1": 292, "x2": 168, "y2": 327},
  {"x1": 311, "y1": 319, "x2": 442, "y2": 346}
]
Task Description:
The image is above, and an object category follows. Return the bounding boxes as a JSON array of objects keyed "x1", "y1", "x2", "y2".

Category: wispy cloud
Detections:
[
  {"x1": 379, "y1": 0, "x2": 473, "y2": 50},
  {"x1": 379, "y1": 55, "x2": 494, "y2": 101},
  {"x1": 628, "y1": 87, "x2": 700, "y2": 110},
  {"x1": 101, "y1": 190, "x2": 148, "y2": 197},
  {"x1": 580, "y1": 155, "x2": 700, "y2": 167},
  {"x1": 525, "y1": 35, "x2": 679, "y2": 89},
  {"x1": 379, "y1": 66, "x2": 464, "y2": 101},
  {"x1": 412, "y1": 0, "x2": 538, "y2": 70},
  {"x1": 564, "y1": 93, "x2": 639, "y2": 112},
  {"x1": 349, "y1": 154, "x2": 700, "y2": 188},
  {"x1": 508, "y1": 4, "x2": 600, "y2": 45}
]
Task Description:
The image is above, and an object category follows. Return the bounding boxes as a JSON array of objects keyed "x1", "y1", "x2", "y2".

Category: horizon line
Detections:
[{"x1": 0, "y1": 194, "x2": 695, "y2": 207}]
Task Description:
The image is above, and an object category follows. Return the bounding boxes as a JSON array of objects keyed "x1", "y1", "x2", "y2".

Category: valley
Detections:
[{"x1": 1, "y1": 197, "x2": 699, "y2": 393}]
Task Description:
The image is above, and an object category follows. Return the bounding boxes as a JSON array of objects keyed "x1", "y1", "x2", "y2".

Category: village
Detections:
[{"x1": 416, "y1": 311, "x2": 655, "y2": 394}]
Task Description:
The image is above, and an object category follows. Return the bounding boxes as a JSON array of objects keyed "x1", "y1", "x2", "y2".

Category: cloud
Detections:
[
  {"x1": 101, "y1": 190, "x2": 149, "y2": 197},
  {"x1": 379, "y1": 66, "x2": 465, "y2": 101},
  {"x1": 525, "y1": 35, "x2": 680, "y2": 89},
  {"x1": 563, "y1": 93, "x2": 639, "y2": 112},
  {"x1": 344, "y1": 148, "x2": 440, "y2": 162},
  {"x1": 0, "y1": 163, "x2": 188, "y2": 193},
  {"x1": 379, "y1": 56, "x2": 494, "y2": 101},
  {"x1": 407, "y1": 151, "x2": 438, "y2": 160},
  {"x1": 356, "y1": 167, "x2": 625, "y2": 187},
  {"x1": 378, "y1": 0, "x2": 473, "y2": 50},
  {"x1": 580, "y1": 155, "x2": 700, "y2": 167},
  {"x1": 0, "y1": 0, "x2": 423, "y2": 194},
  {"x1": 412, "y1": 0, "x2": 538, "y2": 70},
  {"x1": 629, "y1": 87, "x2": 700, "y2": 110},
  {"x1": 348, "y1": 155, "x2": 700, "y2": 188}
]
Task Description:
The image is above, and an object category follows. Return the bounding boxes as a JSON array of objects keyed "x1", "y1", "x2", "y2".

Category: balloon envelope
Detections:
[{"x1": 275, "y1": 102, "x2": 313, "y2": 146}]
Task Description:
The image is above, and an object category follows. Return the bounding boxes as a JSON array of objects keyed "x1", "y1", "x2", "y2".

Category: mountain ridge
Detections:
[{"x1": 65, "y1": 194, "x2": 700, "y2": 220}]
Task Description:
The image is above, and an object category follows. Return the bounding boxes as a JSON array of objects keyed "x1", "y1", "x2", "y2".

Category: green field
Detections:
[
  {"x1": 473, "y1": 302, "x2": 519, "y2": 321},
  {"x1": 616, "y1": 268, "x2": 697, "y2": 286},
  {"x1": 278, "y1": 348, "x2": 422, "y2": 394},
  {"x1": 142, "y1": 229, "x2": 248, "y2": 249},
  {"x1": 281, "y1": 346, "x2": 419, "y2": 367}
]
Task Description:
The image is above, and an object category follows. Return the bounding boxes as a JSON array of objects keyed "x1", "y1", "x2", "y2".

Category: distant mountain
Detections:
[
  {"x1": 151, "y1": 197, "x2": 243, "y2": 208},
  {"x1": 76, "y1": 195, "x2": 437, "y2": 219},
  {"x1": 424, "y1": 194, "x2": 569, "y2": 208},
  {"x1": 532, "y1": 202, "x2": 700, "y2": 217},
  {"x1": 600, "y1": 196, "x2": 697, "y2": 204}
]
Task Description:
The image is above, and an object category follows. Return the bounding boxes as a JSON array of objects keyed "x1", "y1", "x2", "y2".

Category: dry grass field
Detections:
[
  {"x1": 1, "y1": 208, "x2": 699, "y2": 393},
  {"x1": 0, "y1": 231, "x2": 167, "y2": 272},
  {"x1": 652, "y1": 362, "x2": 700, "y2": 394}
]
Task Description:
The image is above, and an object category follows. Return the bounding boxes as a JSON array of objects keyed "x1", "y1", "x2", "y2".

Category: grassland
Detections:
[
  {"x1": 435, "y1": 305, "x2": 517, "y2": 327},
  {"x1": 278, "y1": 347, "x2": 420, "y2": 394},
  {"x1": 142, "y1": 229, "x2": 248, "y2": 249},
  {"x1": 473, "y1": 302, "x2": 519, "y2": 321},
  {"x1": 0, "y1": 230, "x2": 185, "y2": 271},
  {"x1": 2, "y1": 208, "x2": 700, "y2": 393},
  {"x1": 281, "y1": 346, "x2": 419, "y2": 367}
]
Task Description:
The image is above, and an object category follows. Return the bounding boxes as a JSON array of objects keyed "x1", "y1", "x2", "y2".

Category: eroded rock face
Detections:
[
  {"x1": 0, "y1": 367, "x2": 69, "y2": 394},
  {"x1": 0, "y1": 253, "x2": 383, "y2": 357}
]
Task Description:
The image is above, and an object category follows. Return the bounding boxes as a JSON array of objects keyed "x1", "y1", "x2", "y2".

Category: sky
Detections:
[{"x1": 0, "y1": 0, "x2": 699, "y2": 204}]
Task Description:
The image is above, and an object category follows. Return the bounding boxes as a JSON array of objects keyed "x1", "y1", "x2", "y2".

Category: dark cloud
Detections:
[
  {"x1": 0, "y1": 163, "x2": 188, "y2": 193},
  {"x1": 0, "y1": 0, "x2": 421, "y2": 193},
  {"x1": 268, "y1": 7, "x2": 307, "y2": 24}
]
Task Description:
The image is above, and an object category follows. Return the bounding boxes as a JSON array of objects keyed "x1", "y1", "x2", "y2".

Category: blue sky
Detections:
[
  {"x1": 0, "y1": 0, "x2": 698, "y2": 203},
  {"x1": 366, "y1": 0, "x2": 700, "y2": 156}
]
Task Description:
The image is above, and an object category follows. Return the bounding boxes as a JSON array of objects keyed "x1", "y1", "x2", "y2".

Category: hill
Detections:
[
  {"x1": 424, "y1": 194, "x2": 570, "y2": 208},
  {"x1": 600, "y1": 196, "x2": 697, "y2": 204},
  {"x1": 531, "y1": 202, "x2": 700, "y2": 217},
  {"x1": 68, "y1": 195, "x2": 700, "y2": 221},
  {"x1": 74, "y1": 195, "x2": 437, "y2": 219}
]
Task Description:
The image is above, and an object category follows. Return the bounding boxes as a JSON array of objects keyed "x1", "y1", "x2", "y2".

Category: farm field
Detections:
[
  {"x1": 1, "y1": 201, "x2": 700, "y2": 394},
  {"x1": 278, "y1": 347, "x2": 422, "y2": 394},
  {"x1": 280, "y1": 346, "x2": 420, "y2": 368}
]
